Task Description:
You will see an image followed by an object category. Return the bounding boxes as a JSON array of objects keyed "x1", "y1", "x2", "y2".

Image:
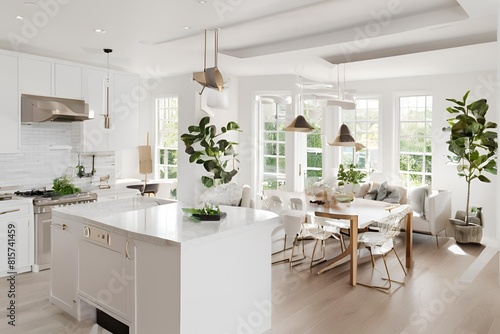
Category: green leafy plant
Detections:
[
  {"x1": 180, "y1": 116, "x2": 241, "y2": 188},
  {"x1": 182, "y1": 205, "x2": 221, "y2": 216},
  {"x1": 53, "y1": 175, "x2": 81, "y2": 195},
  {"x1": 337, "y1": 164, "x2": 366, "y2": 186},
  {"x1": 443, "y1": 91, "x2": 498, "y2": 225}
]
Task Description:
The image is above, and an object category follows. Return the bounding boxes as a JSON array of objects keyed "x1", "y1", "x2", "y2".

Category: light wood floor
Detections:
[{"x1": 0, "y1": 233, "x2": 499, "y2": 334}]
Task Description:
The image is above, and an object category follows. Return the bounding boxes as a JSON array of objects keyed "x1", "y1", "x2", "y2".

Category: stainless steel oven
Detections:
[{"x1": 15, "y1": 190, "x2": 97, "y2": 271}]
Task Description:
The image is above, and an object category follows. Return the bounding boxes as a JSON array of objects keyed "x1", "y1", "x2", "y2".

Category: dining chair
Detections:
[
  {"x1": 302, "y1": 216, "x2": 342, "y2": 272},
  {"x1": 272, "y1": 210, "x2": 307, "y2": 265},
  {"x1": 289, "y1": 197, "x2": 303, "y2": 211},
  {"x1": 357, "y1": 204, "x2": 411, "y2": 292},
  {"x1": 266, "y1": 195, "x2": 283, "y2": 215}
]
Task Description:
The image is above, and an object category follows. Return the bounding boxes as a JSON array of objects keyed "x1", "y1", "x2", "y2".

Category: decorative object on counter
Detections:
[
  {"x1": 443, "y1": 91, "x2": 497, "y2": 243},
  {"x1": 333, "y1": 192, "x2": 354, "y2": 204},
  {"x1": 103, "y1": 48, "x2": 113, "y2": 129},
  {"x1": 138, "y1": 132, "x2": 153, "y2": 191},
  {"x1": 99, "y1": 175, "x2": 111, "y2": 189},
  {"x1": 53, "y1": 174, "x2": 81, "y2": 195},
  {"x1": 193, "y1": 29, "x2": 224, "y2": 95},
  {"x1": 181, "y1": 116, "x2": 240, "y2": 188},
  {"x1": 182, "y1": 205, "x2": 227, "y2": 221}
]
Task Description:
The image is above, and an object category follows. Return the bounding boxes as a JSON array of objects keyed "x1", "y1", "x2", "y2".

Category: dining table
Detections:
[{"x1": 308, "y1": 198, "x2": 413, "y2": 286}]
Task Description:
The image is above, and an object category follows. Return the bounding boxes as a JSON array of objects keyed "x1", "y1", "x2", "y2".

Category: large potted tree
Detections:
[{"x1": 443, "y1": 91, "x2": 497, "y2": 243}]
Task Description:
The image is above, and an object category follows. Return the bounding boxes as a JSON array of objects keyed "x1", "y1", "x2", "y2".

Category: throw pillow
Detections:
[
  {"x1": 409, "y1": 186, "x2": 430, "y2": 218},
  {"x1": 363, "y1": 190, "x2": 378, "y2": 200},
  {"x1": 383, "y1": 188, "x2": 400, "y2": 203},
  {"x1": 376, "y1": 181, "x2": 388, "y2": 201}
]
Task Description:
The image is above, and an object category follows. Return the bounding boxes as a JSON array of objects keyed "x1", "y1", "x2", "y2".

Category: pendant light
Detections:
[
  {"x1": 327, "y1": 64, "x2": 356, "y2": 110},
  {"x1": 284, "y1": 76, "x2": 314, "y2": 133},
  {"x1": 328, "y1": 123, "x2": 365, "y2": 151},
  {"x1": 193, "y1": 29, "x2": 224, "y2": 95},
  {"x1": 103, "y1": 48, "x2": 112, "y2": 129}
]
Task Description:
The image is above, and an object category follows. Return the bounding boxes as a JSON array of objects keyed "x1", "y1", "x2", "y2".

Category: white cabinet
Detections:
[
  {"x1": 54, "y1": 63, "x2": 83, "y2": 99},
  {"x1": 108, "y1": 73, "x2": 139, "y2": 151},
  {"x1": 0, "y1": 53, "x2": 19, "y2": 153},
  {"x1": 19, "y1": 57, "x2": 52, "y2": 96},
  {"x1": 50, "y1": 220, "x2": 79, "y2": 318},
  {"x1": 82, "y1": 68, "x2": 109, "y2": 152},
  {"x1": 77, "y1": 226, "x2": 135, "y2": 325},
  {"x1": 82, "y1": 69, "x2": 139, "y2": 152},
  {"x1": 0, "y1": 200, "x2": 32, "y2": 277}
]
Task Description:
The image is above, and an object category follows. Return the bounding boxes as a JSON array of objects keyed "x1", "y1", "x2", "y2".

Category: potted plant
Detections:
[
  {"x1": 443, "y1": 91, "x2": 497, "y2": 243},
  {"x1": 181, "y1": 116, "x2": 241, "y2": 188},
  {"x1": 337, "y1": 163, "x2": 366, "y2": 194}
]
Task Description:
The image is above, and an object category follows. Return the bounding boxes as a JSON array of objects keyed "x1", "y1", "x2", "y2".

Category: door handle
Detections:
[
  {"x1": 125, "y1": 239, "x2": 133, "y2": 260},
  {"x1": 0, "y1": 209, "x2": 20, "y2": 215}
]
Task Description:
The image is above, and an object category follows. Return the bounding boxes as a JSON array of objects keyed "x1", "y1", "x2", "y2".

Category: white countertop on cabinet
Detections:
[{"x1": 52, "y1": 198, "x2": 279, "y2": 248}]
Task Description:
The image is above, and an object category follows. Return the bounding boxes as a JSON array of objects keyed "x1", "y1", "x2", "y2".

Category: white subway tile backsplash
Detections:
[{"x1": 0, "y1": 123, "x2": 115, "y2": 190}]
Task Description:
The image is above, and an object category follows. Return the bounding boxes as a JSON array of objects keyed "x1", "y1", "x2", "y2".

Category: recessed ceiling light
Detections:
[
  {"x1": 184, "y1": 26, "x2": 191, "y2": 30},
  {"x1": 16, "y1": 15, "x2": 25, "y2": 20},
  {"x1": 24, "y1": 2, "x2": 37, "y2": 7},
  {"x1": 196, "y1": 1, "x2": 207, "y2": 4},
  {"x1": 94, "y1": 29, "x2": 106, "y2": 34}
]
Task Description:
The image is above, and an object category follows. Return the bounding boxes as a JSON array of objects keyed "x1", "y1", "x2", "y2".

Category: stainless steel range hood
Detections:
[{"x1": 21, "y1": 94, "x2": 90, "y2": 123}]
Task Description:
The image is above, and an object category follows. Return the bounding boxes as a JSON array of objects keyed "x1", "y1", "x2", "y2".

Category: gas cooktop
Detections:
[{"x1": 14, "y1": 189, "x2": 59, "y2": 198}]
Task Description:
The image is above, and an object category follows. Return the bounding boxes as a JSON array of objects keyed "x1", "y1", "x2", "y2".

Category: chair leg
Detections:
[
  {"x1": 358, "y1": 249, "x2": 406, "y2": 293},
  {"x1": 289, "y1": 235, "x2": 306, "y2": 267},
  {"x1": 272, "y1": 235, "x2": 289, "y2": 264},
  {"x1": 392, "y1": 247, "x2": 407, "y2": 276},
  {"x1": 309, "y1": 239, "x2": 328, "y2": 272},
  {"x1": 435, "y1": 235, "x2": 439, "y2": 247},
  {"x1": 368, "y1": 247, "x2": 375, "y2": 267}
]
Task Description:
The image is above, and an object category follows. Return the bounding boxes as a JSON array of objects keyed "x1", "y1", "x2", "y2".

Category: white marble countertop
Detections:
[{"x1": 52, "y1": 198, "x2": 280, "y2": 248}]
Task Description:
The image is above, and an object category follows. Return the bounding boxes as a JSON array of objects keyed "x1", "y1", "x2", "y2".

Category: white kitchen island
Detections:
[{"x1": 50, "y1": 197, "x2": 280, "y2": 334}]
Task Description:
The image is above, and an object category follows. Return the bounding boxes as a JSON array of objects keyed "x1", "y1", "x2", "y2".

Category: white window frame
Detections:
[
  {"x1": 395, "y1": 92, "x2": 433, "y2": 187},
  {"x1": 154, "y1": 95, "x2": 179, "y2": 181}
]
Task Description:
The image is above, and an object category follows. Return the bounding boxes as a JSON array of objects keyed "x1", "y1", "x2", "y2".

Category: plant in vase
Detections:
[
  {"x1": 181, "y1": 116, "x2": 241, "y2": 188},
  {"x1": 443, "y1": 91, "x2": 497, "y2": 243},
  {"x1": 336, "y1": 164, "x2": 366, "y2": 195}
]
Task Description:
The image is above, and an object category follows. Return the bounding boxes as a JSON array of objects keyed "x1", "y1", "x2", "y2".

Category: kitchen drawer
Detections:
[{"x1": 0, "y1": 201, "x2": 31, "y2": 220}]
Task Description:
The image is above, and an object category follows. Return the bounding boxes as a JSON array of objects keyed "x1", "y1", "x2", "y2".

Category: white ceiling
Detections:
[{"x1": 0, "y1": 0, "x2": 497, "y2": 82}]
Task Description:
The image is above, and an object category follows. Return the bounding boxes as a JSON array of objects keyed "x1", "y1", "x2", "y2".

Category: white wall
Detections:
[{"x1": 138, "y1": 73, "x2": 239, "y2": 207}]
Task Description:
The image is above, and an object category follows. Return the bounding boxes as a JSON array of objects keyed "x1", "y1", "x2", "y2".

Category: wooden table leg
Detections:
[
  {"x1": 405, "y1": 212, "x2": 413, "y2": 268},
  {"x1": 350, "y1": 216, "x2": 358, "y2": 286}
]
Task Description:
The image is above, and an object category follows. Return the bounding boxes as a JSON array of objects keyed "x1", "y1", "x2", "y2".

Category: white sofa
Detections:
[
  {"x1": 408, "y1": 187, "x2": 452, "y2": 242},
  {"x1": 357, "y1": 181, "x2": 451, "y2": 244}
]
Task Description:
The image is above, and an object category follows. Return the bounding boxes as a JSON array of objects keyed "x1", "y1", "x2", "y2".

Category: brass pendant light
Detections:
[
  {"x1": 193, "y1": 29, "x2": 224, "y2": 95},
  {"x1": 103, "y1": 48, "x2": 112, "y2": 129}
]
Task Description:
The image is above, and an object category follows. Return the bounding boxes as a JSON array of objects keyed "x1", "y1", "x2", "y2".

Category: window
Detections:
[
  {"x1": 399, "y1": 95, "x2": 432, "y2": 187},
  {"x1": 341, "y1": 98, "x2": 379, "y2": 172},
  {"x1": 155, "y1": 96, "x2": 178, "y2": 180},
  {"x1": 303, "y1": 100, "x2": 323, "y2": 179},
  {"x1": 261, "y1": 97, "x2": 287, "y2": 190}
]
